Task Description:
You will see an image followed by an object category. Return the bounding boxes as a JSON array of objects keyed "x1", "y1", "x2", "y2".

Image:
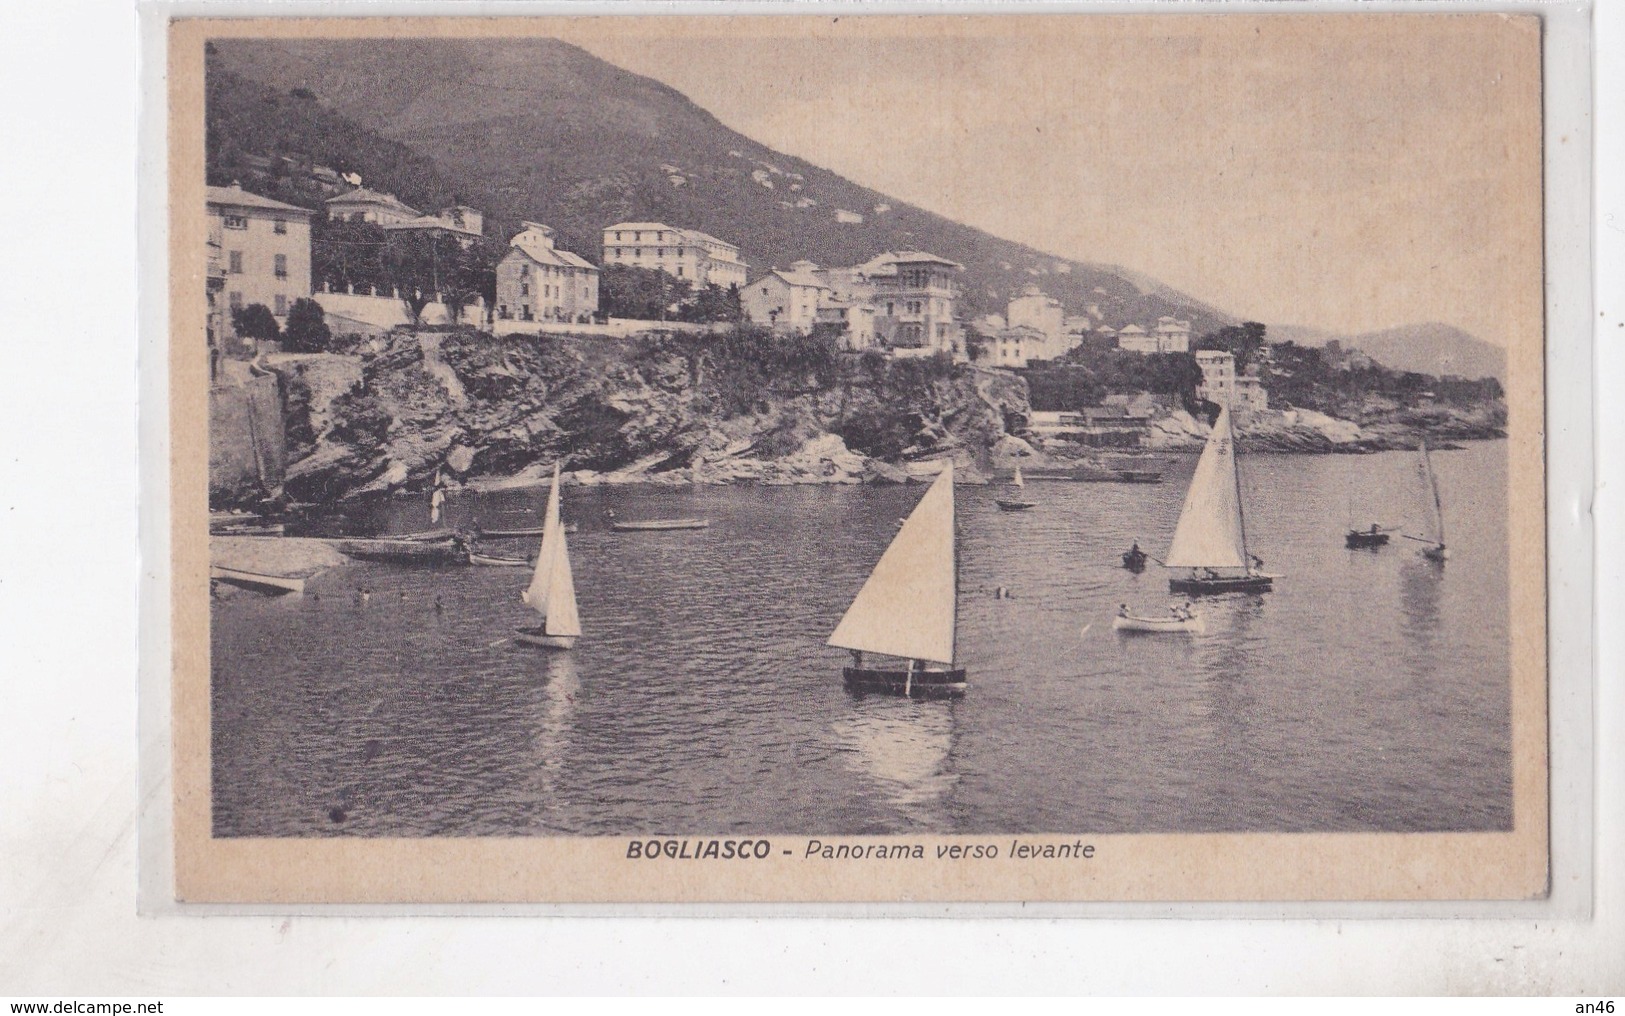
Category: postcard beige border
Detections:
[{"x1": 169, "y1": 12, "x2": 1548, "y2": 904}]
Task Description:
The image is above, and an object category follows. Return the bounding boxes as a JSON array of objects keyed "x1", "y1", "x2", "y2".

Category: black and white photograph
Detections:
[{"x1": 175, "y1": 14, "x2": 1548, "y2": 902}]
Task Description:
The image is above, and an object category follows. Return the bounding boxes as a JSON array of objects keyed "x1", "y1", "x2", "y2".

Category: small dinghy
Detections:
[
  {"x1": 1112, "y1": 609, "x2": 1205, "y2": 634},
  {"x1": 995, "y1": 466, "x2": 1037, "y2": 511},
  {"x1": 609, "y1": 518, "x2": 710, "y2": 532},
  {"x1": 477, "y1": 522, "x2": 577, "y2": 538},
  {"x1": 1345, "y1": 526, "x2": 1391, "y2": 549},
  {"x1": 469, "y1": 551, "x2": 531, "y2": 567}
]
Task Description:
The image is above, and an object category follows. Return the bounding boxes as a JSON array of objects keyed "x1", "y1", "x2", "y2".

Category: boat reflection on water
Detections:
[
  {"x1": 528, "y1": 651, "x2": 582, "y2": 824},
  {"x1": 1398, "y1": 559, "x2": 1443, "y2": 676},
  {"x1": 831, "y1": 702, "x2": 958, "y2": 829}
]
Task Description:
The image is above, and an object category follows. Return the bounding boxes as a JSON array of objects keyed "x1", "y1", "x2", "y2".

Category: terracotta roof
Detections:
[
  {"x1": 325, "y1": 187, "x2": 421, "y2": 217},
  {"x1": 206, "y1": 185, "x2": 313, "y2": 215},
  {"x1": 506, "y1": 243, "x2": 599, "y2": 273}
]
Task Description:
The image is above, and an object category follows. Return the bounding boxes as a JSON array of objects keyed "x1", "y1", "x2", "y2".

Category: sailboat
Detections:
[
  {"x1": 829, "y1": 463, "x2": 966, "y2": 699},
  {"x1": 1404, "y1": 439, "x2": 1449, "y2": 563},
  {"x1": 515, "y1": 464, "x2": 581, "y2": 649},
  {"x1": 1165, "y1": 407, "x2": 1275, "y2": 595},
  {"x1": 995, "y1": 465, "x2": 1037, "y2": 511}
]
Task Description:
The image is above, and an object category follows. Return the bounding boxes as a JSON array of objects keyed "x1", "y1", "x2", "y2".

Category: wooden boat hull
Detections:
[
  {"x1": 334, "y1": 538, "x2": 464, "y2": 564},
  {"x1": 610, "y1": 519, "x2": 710, "y2": 532},
  {"x1": 209, "y1": 565, "x2": 304, "y2": 596},
  {"x1": 1169, "y1": 574, "x2": 1274, "y2": 595},
  {"x1": 1345, "y1": 531, "x2": 1390, "y2": 549},
  {"x1": 842, "y1": 666, "x2": 966, "y2": 699},
  {"x1": 478, "y1": 523, "x2": 576, "y2": 538},
  {"x1": 469, "y1": 552, "x2": 530, "y2": 567},
  {"x1": 1112, "y1": 613, "x2": 1204, "y2": 634},
  {"x1": 995, "y1": 499, "x2": 1037, "y2": 511},
  {"x1": 515, "y1": 627, "x2": 577, "y2": 650}
]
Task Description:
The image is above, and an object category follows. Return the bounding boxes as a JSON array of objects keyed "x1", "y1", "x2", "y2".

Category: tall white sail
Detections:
[
  {"x1": 828, "y1": 462, "x2": 956, "y2": 665},
  {"x1": 1012, "y1": 466, "x2": 1025, "y2": 488},
  {"x1": 1414, "y1": 440, "x2": 1446, "y2": 547},
  {"x1": 523, "y1": 464, "x2": 581, "y2": 637},
  {"x1": 1165, "y1": 408, "x2": 1248, "y2": 571}
]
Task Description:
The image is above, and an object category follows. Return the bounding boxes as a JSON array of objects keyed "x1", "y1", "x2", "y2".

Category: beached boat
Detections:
[
  {"x1": 609, "y1": 518, "x2": 710, "y2": 532},
  {"x1": 1112, "y1": 610, "x2": 1205, "y2": 634},
  {"x1": 1403, "y1": 439, "x2": 1450, "y2": 563},
  {"x1": 995, "y1": 466, "x2": 1037, "y2": 511},
  {"x1": 209, "y1": 565, "x2": 304, "y2": 597},
  {"x1": 334, "y1": 537, "x2": 464, "y2": 565},
  {"x1": 829, "y1": 463, "x2": 966, "y2": 699},
  {"x1": 1165, "y1": 407, "x2": 1275, "y2": 595},
  {"x1": 516, "y1": 464, "x2": 581, "y2": 650}
]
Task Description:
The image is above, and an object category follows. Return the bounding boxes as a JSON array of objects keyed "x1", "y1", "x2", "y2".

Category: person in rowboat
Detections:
[{"x1": 1118, "y1": 604, "x2": 1130, "y2": 618}]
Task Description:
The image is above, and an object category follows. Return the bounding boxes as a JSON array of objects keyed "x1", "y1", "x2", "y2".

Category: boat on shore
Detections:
[
  {"x1": 829, "y1": 463, "x2": 966, "y2": 699},
  {"x1": 1025, "y1": 463, "x2": 1163, "y2": 484},
  {"x1": 609, "y1": 518, "x2": 710, "y2": 532},
  {"x1": 1164, "y1": 406, "x2": 1275, "y2": 595},
  {"x1": 1112, "y1": 610, "x2": 1205, "y2": 634},
  {"x1": 516, "y1": 464, "x2": 581, "y2": 650},
  {"x1": 209, "y1": 565, "x2": 305, "y2": 597},
  {"x1": 334, "y1": 537, "x2": 464, "y2": 565}
]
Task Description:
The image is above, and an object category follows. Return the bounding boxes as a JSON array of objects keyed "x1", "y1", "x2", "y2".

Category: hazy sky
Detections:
[{"x1": 565, "y1": 15, "x2": 1540, "y2": 345}]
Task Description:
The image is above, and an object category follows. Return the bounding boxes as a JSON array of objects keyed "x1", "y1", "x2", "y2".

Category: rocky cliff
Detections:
[{"x1": 266, "y1": 329, "x2": 1032, "y2": 504}]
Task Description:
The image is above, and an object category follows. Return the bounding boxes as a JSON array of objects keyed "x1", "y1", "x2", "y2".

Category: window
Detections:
[
  {"x1": 273, "y1": 218, "x2": 287, "y2": 235},
  {"x1": 676, "y1": 267, "x2": 684, "y2": 277},
  {"x1": 274, "y1": 254, "x2": 287, "y2": 279},
  {"x1": 520, "y1": 282, "x2": 529, "y2": 295},
  {"x1": 274, "y1": 295, "x2": 287, "y2": 315},
  {"x1": 229, "y1": 291, "x2": 243, "y2": 310},
  {"x1": 635, "y1": 248, "x2": 642, "y2": 258},
  {"x1": 228, "y1": 251, "x2": 243, "y2": 274},
  {"x1": 223, "y1": 214, "x2": 247, "y2": 230}
]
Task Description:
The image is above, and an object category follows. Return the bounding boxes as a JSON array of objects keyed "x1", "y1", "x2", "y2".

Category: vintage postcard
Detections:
[{"x1": 169, "y1": 12, "x2": 1548, "y2": 903}]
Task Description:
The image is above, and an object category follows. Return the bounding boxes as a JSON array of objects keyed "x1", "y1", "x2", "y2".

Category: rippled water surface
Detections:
[{"x1": 212, "y1": 442, "x2": 1510, "y2": 836}]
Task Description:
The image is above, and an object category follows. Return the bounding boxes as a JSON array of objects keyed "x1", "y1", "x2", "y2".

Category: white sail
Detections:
[
  {"x1": 1012, "y1": 466, "x2": 1025, "y2": 488},
  {"x1": 1165, "y1": 408, "x2": 1248, "y2": 571},
  {"x1": 828, "y1": 462, "x2": 957, "y2": 665},
  {"x1": 522, "y1": 464, "x2": 581, "y2": 637},
  {"x1": 1414, "y1": 440, "x2": 1446, "y2": 547}
]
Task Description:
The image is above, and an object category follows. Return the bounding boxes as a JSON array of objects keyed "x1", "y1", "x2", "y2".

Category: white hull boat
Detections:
[{"x1": 1112, "y1": 612, "x2": 1205, "y2": 634}]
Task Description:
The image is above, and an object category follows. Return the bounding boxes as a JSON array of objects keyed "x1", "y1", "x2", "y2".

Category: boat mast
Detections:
[{"x1": 1228, "y1": 396, "x2": 1253, "y2": 573}]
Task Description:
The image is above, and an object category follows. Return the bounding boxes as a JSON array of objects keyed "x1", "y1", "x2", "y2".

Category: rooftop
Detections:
[
  {"x1": 325, "y1": 187, "x2": 421, "y2": 216},
  {"x1": 206, "y1": 184, "x2": 314, "y2": 215}
]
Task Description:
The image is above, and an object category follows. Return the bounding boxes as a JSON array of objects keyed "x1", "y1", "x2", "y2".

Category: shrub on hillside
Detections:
[
  {"x1": 232, "y1": 303, "x2": 281, "y2": 345},
  {"x1": 282, "y1": 298, "x2": 332, "y2": 352}
]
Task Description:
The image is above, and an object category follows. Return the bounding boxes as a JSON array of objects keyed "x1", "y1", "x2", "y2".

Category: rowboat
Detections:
[
  {"x1": 1025, "y1": 465, "x2": 1163, "y2": 484},
  {"x1": 469, "y1": 551, "x2": 530, "y2": 567},
  {"x1": 209, "y1": 565, "x2": 304, "y2": 597},
  {"x1": 515, "y1": 464, "x2": 581, "y2": 650},
  {"x1": 212, "y1": 523, "x2": 286, "y2": 538},
  {"x1": 830, "y1": 463, "x2": 966, "y2": 699},
  {"x1": 393, "y1": 527, "x2": 457, "y2": 542},
  {"x1": 609, "y1": 518, "x2": 710, "y2": 532},
  {"x1": 477, "y1": 523, "x2": 578, "y2": 538},
  {"x1": 334, "y1": 538, "x2": 464, "y2": 564},
  {"x1": 1112, "y1": 611, "x2": 1205, "y2": 634},
  {"x1": 1345, "y1": 527, "x2": 1391, "y2": 549}
]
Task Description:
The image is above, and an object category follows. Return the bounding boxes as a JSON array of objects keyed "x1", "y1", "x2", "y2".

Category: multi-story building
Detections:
[
  {"x1": 1152, "y1": 315, "x2": 1193, "y2": 353},
  {"x1": 742, "y1": 261, "x2": 832, "y2": 332},
  {"x1": 868, "y1": 251, "x2": 963, "y2": 357},
  {"x1": 1195, "y1": 350, "x2": 1269, "y2": 412},
  {"x1": 324, "y1": 186, "x2": 422, "y2": 225},
  {"x1": 494, "y1": 222, "x2": 601, "y2": 325},
  {"x1": 207, "y1": 184, "x2": 314, "y2": 333},
  {"x1": 1116, "y1": 324, "x2": 1158, "y2": 353},
  {"x1": 1007, "y1": 284, "x2": 1067, "y2": 358},
  {"x1": 380, "y1": 203, "x2": 485, "y2": 248},
  {"x1": 992, "y1": 324, "x2": 1045, "y2": 368},
  {"x1": 814, "y1": 298, "x2": 878, "y2": 350},
  {"x1": 601, "y1": 222, "x2": 748, "y2": 289}
]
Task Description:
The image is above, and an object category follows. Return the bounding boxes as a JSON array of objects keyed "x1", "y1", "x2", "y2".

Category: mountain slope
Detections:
[
  {"x1": 1272, "y1": 322, "x2": 1505, "y2": 381},
  {"x1": 210, "y1": 37, "x2": 1236, "y2": 333}
]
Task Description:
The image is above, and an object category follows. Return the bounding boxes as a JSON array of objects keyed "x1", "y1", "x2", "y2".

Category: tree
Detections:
[
  {"x1": 282, "y1": 298, "x2": 332, "y2": 353},
  {"x1": 1195, "y1": 321, "x2": 1268, "y2": 372},
  {"x1": 602, "y1": 264, "x2": 691, "y2": 320},
  {"x1": 232, "y1": 303, "x2": 281, "y2": 345}
]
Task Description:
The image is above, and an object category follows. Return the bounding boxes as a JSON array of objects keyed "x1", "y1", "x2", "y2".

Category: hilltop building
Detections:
[
  {"x1": 495, "y1": 222, "x2": 601, "y2": 325},
  {"x1": 1115, "y1": 324, "x2": 1156, "y2": 353},
  {"x1": 601, "y1": 222, "x2": 748, "y2": 289},
  {"x1": 207, "y1": 184, "x2": 314, "y2": 335},
  {"x1": 325, "y1": 187, "x2": 422, "y2": 226},
  {"x1": 381, "y1": 204, "x2": 485, "y2": 247},
  {"x1": 1152, "y1": 316, "x2": 1193, "y2": 353},
  {"x1": 742, "y1": 262, "x2": 832, "y2": 332}
]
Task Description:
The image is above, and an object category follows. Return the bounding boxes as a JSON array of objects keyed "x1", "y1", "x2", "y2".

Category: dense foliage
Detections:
[
  {"x1": 281, "y1": 297, "x2": 332, "y2": 353},
  {"x1": 637, "y1": 324, "x2": 841, "y2": 417},
  {"x1": 1262, "y1": 341, "x2": 1504, "y2": 419},
  {"x1": 1024, "y1": 349, "x2": 1202, "y2": 412},
  {"x1": 600, "y1": 265, "x2": 741, "y2": 323},
  {"x1": 231, "y1": 303, "x2": 280, "y2": 344}
]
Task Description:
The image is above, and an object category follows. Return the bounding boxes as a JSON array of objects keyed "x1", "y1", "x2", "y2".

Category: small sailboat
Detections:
[
  {"x1": 1403, "y1": 439, "x2": 1449, "y2": 563},
  {"x1": 1165, "y1": 407, "x2": 1275, "y2": 595},
  {"x1": 995, "y1": 465, "x2": 1037, "y2": 511},
  {"x1": 829, "y1": 462, "x2": 966, "y2": 699},
  {"x1": 516, "y1": 464, "x2": 581, "y2": 650}
]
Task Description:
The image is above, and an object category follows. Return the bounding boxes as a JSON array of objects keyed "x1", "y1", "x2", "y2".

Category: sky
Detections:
[{"x1": 564, "y1": 15, "x2": 1541, "y2": 346}]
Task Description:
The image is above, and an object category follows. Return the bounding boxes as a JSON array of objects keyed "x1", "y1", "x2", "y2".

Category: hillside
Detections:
[
  {"x1": 1271, "y1": 322, "x2": 1505, "y2": 381},
  {"x1": 208, "y1": 37, "x2": 1234, "y2": 332}
]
